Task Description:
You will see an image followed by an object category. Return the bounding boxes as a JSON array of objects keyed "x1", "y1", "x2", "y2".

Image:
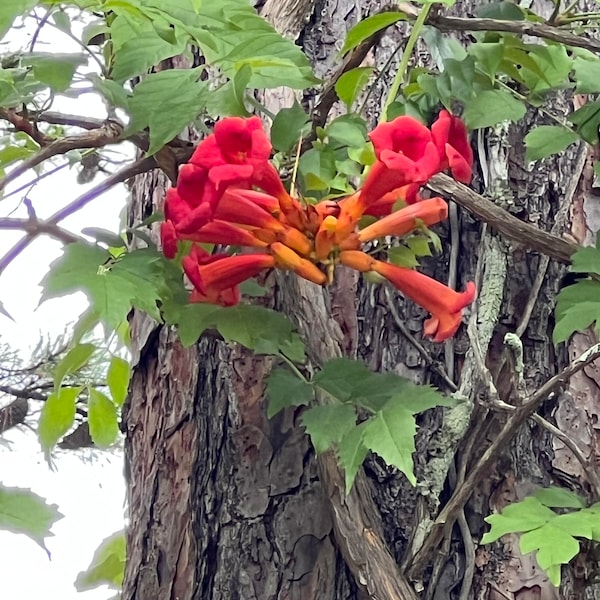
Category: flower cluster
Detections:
[{"x1": 161, "y1": 111, "x2": 476, "y2": 341}]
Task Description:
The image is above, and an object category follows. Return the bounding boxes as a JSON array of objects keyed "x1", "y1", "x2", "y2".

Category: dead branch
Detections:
[{"x1": 426, "y1": 173, "x2": 579, "y2": 264}]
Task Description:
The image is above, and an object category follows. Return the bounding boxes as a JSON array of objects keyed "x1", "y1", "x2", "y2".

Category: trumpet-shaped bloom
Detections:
[
  {"x1": 162, "y1": 113, "x2": 476, "y2": 342},
  {"x1": 373, "y1": 261, "x2": 476, "y2": 341},
  {"x1": 431, "y1": 110, "x2": 473, "y2": 183}
]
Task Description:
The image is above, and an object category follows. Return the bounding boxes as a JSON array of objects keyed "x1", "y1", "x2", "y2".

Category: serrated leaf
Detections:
[
  {"x1": 88, "y1": 388, "x2": 119, "y2": 448},
  {"x1": 481, "y1": 497, "x2": 557, "y2": 543},
  {"x1": 271, "y1": 101, "x2": 311, "y2": 152},
  {"x1": 126, "y1": 69, "x2": 207, "y2": 155},
  {"x1": 533, "y1": 486, "x2": 586, "y2": 509},
  {"x1": 553, "y1": 279, "x2": 600, "y2": 344},
  {"x1": 107, "y1": 356, "x2": 130, "y2": 407},
  {"x1": 340, "y1": 12, "x2": 406, "y2": 56},
  {"x1": 38, "y1": 387, "x2": 83, "y2": 454},
  {"x1": 53, "y1": 343, "x2": 96, "y2": 388},
  {"x1": 553, "y1": 510, "x2": 596, "y2": 539},
  {"x1": 335, "y1": 67, "x2": 373, "y2": 108},
  {"x1": 337, "y1": 423, "x2": 369, "y2": 492},
  {"x1": 205, "y1": 64, "x2": 252, "y2": 118},
  {"x1": 109, "y1": 14, "x2": 188, "y2": 83},
  {"x1": 463, "y1": 88, "x2": 526, "y2": 129},
  {"x1": 166, "y1": 302, "x2": 223, "y2": 347},
  {"x1": 40, "y1": 243, "x2": 166, "y2": 332},
  {"x1": 524, "y1": 126, "x2": 579, "y2": 162},
  {"x1": 24, "y1": 53, "x2": 87, "y2": 92},
  {"x1": 266, "y1": 368, "x2": 314, "y2": 418},
  {"x1": 301, "y1": 404, "x2": 357, "y2": 453},
  {"x1": 313, "y1": 358, "x2": 372, "y2": 402},
  {"x1": 215, "y1": 305, "x2": 305, "y2": 360},
  {"x1": 570, "y1": 243, "x2": 600, "y2": 276},
  {"x1": 75, "y1": 530, "x2": 126, "y2": 591},
  {"x1": 519, "y1": 522, "x2": 579, "y2": 585},
  {"x1": 0, "y1": 484, "x2": 63, "y2": 552},
  {"x1": 362, "y1": 403, "x2": 416, "y2": 485}
]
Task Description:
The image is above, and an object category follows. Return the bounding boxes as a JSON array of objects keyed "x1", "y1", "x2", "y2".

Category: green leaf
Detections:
[
  {"x1": 569, "y1": 100, "x2": 600, "y2": 144},
  {"x1": 0, "y1": 484, "x2": 63, "y2": 552},
  {"x1": 467, "y1": 42, "x2": 504, "y2": 81},
  {"x1": 166, "y1": 302, "x2": 223, "y2": 347},
  {"x1": 362, "y1": 403, "x2": 417, "y2": 485},
  {"x1": 335, "y1": 67, "x2": 373, "y2": 108},
  {"x1": 476, "y1": 1, "x2": 525, "y2": 19},
  {"x1": 337, "y1": 423, "x2": 369, "y2": 492},
  {"x1": 81, "y1": 227, "x2": 127, "y2": 248},
  {"x1": 313, "y1": 358, "x2": 372, "y2": 402},
  {"x1": 24, "y1": 53, "x2": 87, "y2": 92},
  {"x1": 340, "y1": 12, "x2": 406, "y2": 55},
  {"x1": 463, "y1": 88, "x2": 526, "y2": 129},
  {"x1": 271, "y1": 101, "x2": 311, "y2": 152},
  {"x1": 75, "y1": 530, "x2": 126, "y2": 591},
  {"x1": 388, "y1": 245, "x2": 419, "y2": 268},
  {"x1": 481, "y1": 497, "x2": 557, "y2": 543},
  {"x1": 205, "y1": 64, "x2": 252, "y2": 117},
  {"x1": 126, "y1": 69, "x2": 207, "y2": 155},
  {"x1": 266, "y1": 368, "x2": 314, "y2": 418},
  {"x1": 573, "y1": 56, "x2": 600, "y2": 94},
  {"x1": 216, "y1": 305, "x2": 305, "y2": 360},
  {"x1": 519, "y1": 522, "x2": 579, "y2": 585},
  {"x1": 38, "y1": 387, "x2": 83, "y2": 454},
  {"x1": 107, "y1": 356, "x2": 130, "y2": 407},
  {"x1": 326, "y1": 114, "x2": 368, "y2": 148},
  {"x1": 301, "y1": 404, "x2": 357, "y2": 454},
  {"x1": 88, "y1": 388, "x2": 119, "y2": 448},
  {"x1": 524, "y1": 126, "x2": 579, "y2": 161},
  {"x1": 554, "y1": 279, "x2": 600, "y2": 344},
  {"x1": 533, "y1": 487, "x2": 586, "y2": 509},
  {"x1": 570, "y1": 240, "x2": 600, "y2": 276},
  {"x1": 40, "y1": 244, "x2": 167, "y2": 332},
  {"x1": 109, "y1": 14, "x2": 188, "y2": 83},
  {"x1": 0, "y1": 0, "x2": 36, "y2": 39},
  {"x1": 53, "y1": 343, "x2": 96, "y2": 388}
]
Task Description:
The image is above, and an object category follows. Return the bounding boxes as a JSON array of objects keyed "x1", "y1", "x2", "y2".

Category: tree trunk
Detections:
[{"x1": 122, "y1": 1, "x2": 600, "y2": 599}]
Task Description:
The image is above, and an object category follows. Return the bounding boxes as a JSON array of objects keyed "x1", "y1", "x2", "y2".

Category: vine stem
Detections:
[
  {"x1": 381, "y1": 2, "x2": 431, "y2": 121},
  {"x1": 277, "y1": 352, "x2": 308, "y2": 383}
]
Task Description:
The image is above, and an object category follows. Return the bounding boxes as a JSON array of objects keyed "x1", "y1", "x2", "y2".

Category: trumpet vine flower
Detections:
[{"x1": 161, "y1": 112, "x2": 476, "y2": 341}]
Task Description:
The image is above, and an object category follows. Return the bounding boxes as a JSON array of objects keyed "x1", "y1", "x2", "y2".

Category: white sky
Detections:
[{"x1": 1, "y1": 13, "x2": 129, "y2": 599}]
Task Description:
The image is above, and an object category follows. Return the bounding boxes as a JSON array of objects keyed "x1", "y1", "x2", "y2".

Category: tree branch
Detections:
[
  {"x1": 426, "y1": 173, "x2": 579, "y2": 264},
  {"x1": 0, "y1": 155, "x2": 157, "y2": 276},
  {"x1": 0, "y1": 217, "x2": 81, "y2": 244},
  {"x1": 407, "y1": 341, "x2": 600, "y2": 579},
  {"x1": 0, "y1": 120, "x2": 124, "y2": 192}
]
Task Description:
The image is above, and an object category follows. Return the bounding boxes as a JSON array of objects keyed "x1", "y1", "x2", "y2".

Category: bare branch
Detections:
[
  {"x1": 0, "y1": 217, "x2": 81, "y2": 244},
  {"x1": 0, "y1": 120, "x2": 125, "y2": 192},
  {"x1": 0, "y1": 155, "x2": 157, "y2": 276},
  {"x1": 427, "y1": 173, "x2": 578, "y2": 264}
]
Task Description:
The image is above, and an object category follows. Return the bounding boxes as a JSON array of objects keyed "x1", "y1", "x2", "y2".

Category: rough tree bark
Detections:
[{"x1": 122, "y1": 0, "x2": 600, "y2": 599}]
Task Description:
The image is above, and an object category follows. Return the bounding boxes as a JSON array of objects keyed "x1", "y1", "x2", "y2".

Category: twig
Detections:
[
  {"x1": 408, "y1": 342, "x2": 600, "y2": 579},
  {"x1": 384, "y1": 286, "x2": 458, "y2": 390},
  {"x1": 0, "y1": 385, "x2": 46, "y2": 402},
  {"x1": 0, "y1": 217, "x2": 80, "y2": 244},
  {"x1": 0, "y1": 155, "x2": 156, "y2": 276},
  {"x1": 0, "y1": 120, "x2": 124, "y2": 191},
  {"x1": 457, "y1": 509, "x2": 475, "y2": 600},
  {"x1": 427, "y1": 173, "x2": 578, "y2": 264}
]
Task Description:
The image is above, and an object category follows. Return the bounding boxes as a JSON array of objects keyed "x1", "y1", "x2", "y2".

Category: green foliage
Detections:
[
  {"x1": 268, "y1": 357, "x2": 453, "y2": 490},
  {"x1": 335, "y1": 67, "x2": 374, "y2": 109},
  {"x1": 0, "y1": 484, "x2": 63, "y2": 552},
  {"x1": 53, "y1": 343, "x2": 96, "y2": 388},
  {"x1": 87, "y1": 388, "x2": 119, "y2": 448},
  {"x1": 76, "y1": 530, "x2": 126, "y2": 591},
  {"x1": 482, "y1": 487, "x2": 600, "y2": 586},
  {"x1": 554, "y1": 233, "x2": 600, "y2": 344},
  {"x1": 270, "y1": 101, "x2": 311, "y2": 153},
  {"x1": 340, "y1": 12, "x2": 406, "y2": 55},
  {"x1": 107, "y1": 356, "x2": 131, "y2": 407},
  {"x1": 38, "y1": 386, "x2": 83, "y2": 455},
  {"x1": 524, "y1": 126, "x2": 579, "y2": 162},
  {"x1": 41, "y1": 243, "x2": 170, "y2": 335}
]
